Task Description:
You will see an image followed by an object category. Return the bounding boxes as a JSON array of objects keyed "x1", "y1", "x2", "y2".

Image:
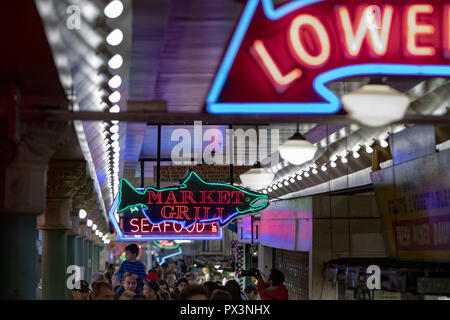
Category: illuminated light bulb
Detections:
[
  {"x1": 87, "y1": 219, "x2": 93, "y2": 227},
  {"x1": 342, "y1": 84, "x2": 410, "y2": 127},
  {"x1": 353, "y1": 151, "x2": 360, "y2": 159},
  {"x1": 111, "y1": 133, "x2": 119, "y2": 141},
  {"x1": 279, "y1": 132, "x2": 317, "y2": 165},
  {"x1": 112, "y1": 141, "x2": 119, "y2": 148},
  {"x1": 304, "y1": 172, "x2": 310, "y2": 177},
  {"x1": 290, "y1": 178, "x2": 295, "y2": 183},
  {"x1": 239, "y1": 166, "x2": 274, "y2": 190},
  {"x1": 109, "y1": 91, "x2": 121, "y2": 103},
  {"x1": 106, "y1": 29, "x2": 123, "y2": 46},
  {"x1": 273, "y1": 185, "x2": 278, "y2": 190},
  {"x1": 312, "y1": 168, "x2": 318, "y2": 174},
  {"x1": 341, "y1": 156, "x2": 348, "y2": 164},
  {"x1": 99, "y1": 232, "x2": 103, "y2": 237},
  {"x1": 380, "y1": 139, "x2": 389, "y2": 148},
  {"x1": 268, "y1": 187, "x2": 273, "y2": 192},
  {"x1": 113, "y1": 146, "x2": 120, "y2": 153},
  {"x1": 330, "y1": 155, "x2": 338, "y2": 162},
  {"x1": 330, "y1": 161, "x2": 336, "y2": 168},
  {"x1": 78, "y1": 209, "x2": 87, "y2": 219},
  {"x1": 262, "y1": 190, "x2": 267, "y2": 194},
  {"x1": 108, "y1": 75, "x2": 122, "y2": 89},
  {"x1": 366, "y1": 145, "x2": 374, "y2": 154},
  {"x1": 104, "y1": 0, "x2": 123, "y2": 18},
  {"x1": 109, "y1": 124, "x2": 119, "y2": 134},
  {"x1": 111, "y1": 120, "x2": 119, "y2": 125},
  {"x1": 284, "y1": 181, "x2": 289, "y2": 186},
  {"x1": 95, "y1": 230, "x2": 99, "y2": 235},
  {"x1": 108, "y1": 54, "x2": 123, "y2": 69},
  {"x1": 277, "y1": 183, "x2": 283, "y2": 188},
  {"x1": 321, "y1": 164, "x2": 327, "y2": 172},
  {"x1": 92, "y1": 224, "x2": 97, "y2": 231},
  {"x1": 297, "y1": 175, "x2": 302, "y2": 181},
  {"x1": 109, "y1": 104, "x2": 120, "y2": 113}
]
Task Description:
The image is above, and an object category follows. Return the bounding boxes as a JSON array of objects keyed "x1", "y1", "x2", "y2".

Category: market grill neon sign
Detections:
[
  {"x1": 109, "y1": 200, "x2": 223, "y2": 240},
  {"x1": 117, "y1": 171, "x2": 268, "y2": 227},
  {"x1": 207, "y1": 0, "x2": 450, "y2": 114}
]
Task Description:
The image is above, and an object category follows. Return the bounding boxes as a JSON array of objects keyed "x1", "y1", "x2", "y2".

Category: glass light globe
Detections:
[
  {"x1": 106, "y1": 29, "x2": 123, "y2": 46},
  {"x1": 380, "y1": 139, "x2": 389, "y2": 148},
  {"x1": 239, "y1": 167, "x2": 274, "y2": 190},
  {"x1": 92, "y1": 224, "x2": 97, "y2": 231},
  {"x1": 104, "y1": 1, "x2": 123, "y2": 18},
  {"x1": 366, "y1": 145, "x2": 374, "y2": 154},
  {"x1": 109, "y1": 105, "x2": 120, "y2": 113},
  {"x1": 108, "y1": 75, "x2": 122, "y2": 89},
  {"x1": 109, "y1": 91, "x2": 121, "y2": 103},
  {"x1": 87, "y1": 219, "x2": 93, "y2": 227},
  {"x1": 342, "y1": 84, "x2": 410, "y2": 127},
  {"x1": 78, "y1": 209, "x2": 87, "y2": 219},
  {"x1": 108, "y1": 54, "x2": 123, "y2": 69},
  {"x1": 279, "y1": 132, "x2": 317, "y2": 165}
]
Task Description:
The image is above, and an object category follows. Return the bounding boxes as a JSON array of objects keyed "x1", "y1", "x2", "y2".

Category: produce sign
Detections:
[{"x1": 207, "y1": 0, "x2": 450, "y2": 114}]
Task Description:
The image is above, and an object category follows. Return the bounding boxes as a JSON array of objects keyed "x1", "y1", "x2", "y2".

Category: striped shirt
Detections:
[{"x1": 117, "y1": 260, "x2": 146, "y2": 281}]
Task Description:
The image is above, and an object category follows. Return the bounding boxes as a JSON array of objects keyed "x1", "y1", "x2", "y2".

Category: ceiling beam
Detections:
[{"x1": 7, "y1": 109, "x2": 450, "y2": 125}]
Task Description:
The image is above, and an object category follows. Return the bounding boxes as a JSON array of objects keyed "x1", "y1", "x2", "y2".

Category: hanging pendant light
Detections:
[
  {"x1": 279, "y1": 124, "x2": 317, "y2": 165},
  {"x1": 239, "y1": 125, "x2": 274, "y2": 190},
  {"x1": 342, "y1": 78, "x2": 410, "y2": 127},
  {"x1": 239, "y1": 162, "x2": 275, "y2": 190}
]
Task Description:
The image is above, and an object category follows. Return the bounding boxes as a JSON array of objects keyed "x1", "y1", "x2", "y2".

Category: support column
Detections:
[
  {"x1": 65, "y1": 235, "x2": 75, "y2": 300},
  {"x1": 38, "y1": 160, "x2": 87, "y2": 300},
  {"x1": 0, "y1": 215, "x2": 38, "y2": 299},
  {"x1": 0, "y1": 120, "x2": 70, "y2": 299}
]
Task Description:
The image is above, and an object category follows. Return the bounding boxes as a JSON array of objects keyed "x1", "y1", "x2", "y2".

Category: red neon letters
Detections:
[{"x1": 247, "y1": 1, "x2": 448, "y2": 93}]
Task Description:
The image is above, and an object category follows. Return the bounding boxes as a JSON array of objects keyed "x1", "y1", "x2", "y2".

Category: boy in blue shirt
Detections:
[{"x1": 117, "y1": 244, "x2": 146, "y2": 282}]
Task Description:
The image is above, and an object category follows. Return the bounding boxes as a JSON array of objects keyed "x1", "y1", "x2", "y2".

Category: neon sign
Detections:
[
  {"x1": 153, "y1": 240, "x2": 180, "y2": 250},
  {"x1": 117, "y1": 171, "x2": 269, "y2": 228},
  {"x1": 206, "y1": 0, "x2": 450, "y2": 114},
  {"x1": 109, "y1": 200, "x2": 223, "y2": 241}
]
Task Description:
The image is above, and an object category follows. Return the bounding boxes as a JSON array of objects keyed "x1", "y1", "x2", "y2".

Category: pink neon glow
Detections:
[
  {"x1": 337, "y1": 5, "x2": 394, "y2": 57},
  {"x1": 406, "y1": 4, "x2": 436, "y2": 56},
  {"x1": 288, "y1": 14, "x2": 331, "y2": 66},
  {"x1": 251, "y1": 39, "x2": 302, "y2": 93}
]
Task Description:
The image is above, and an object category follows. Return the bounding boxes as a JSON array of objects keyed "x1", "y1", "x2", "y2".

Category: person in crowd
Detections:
[
  {"x1": 145, "y1": 269, "x2": 159, "y2": 283},
  {"x1": 115, "y1": 272, "x2": 141, "y2": 298},
  {"x1": 166, "y1": 273, "x2": 177, "y2": 290},
  {"x1": 178, "y1": 259, "x2": 187, "y2": 275},
  {"x1": 119, "y1": 290, "x2": 136, "y2": 300},
  {"x1": 71, "y1": 280, "x2": 90, "y2": 300},
  {"x1": 91, "y1": 282, "x2": 115, "y2": 300},
  {"x1": 104, "y1": 263, "x2": 115, "y2": 284},
  {"x1": 203, "y1": 281, "x2": 221, "y2": 299},
  {"x1": 210, "y1": 289, "x2": 232, "y2": 300},
  {"x1": 172, "y1": 277, "x2": 188, "y2": 299},
  {"x1": 224, "y1": 280, "x2": 246, "y2": 300},
  {"x1": 90, "y1": 272, "x2": 108, "y2": 289},
  {"x1": 179, "y1": 285, "x2": 208, "y2": 300},
  {"x1": 159, "y1": 279, "x2": 169, "y2": 292},
  {"x1": 244, "y1": 284, "x2": 259, "y2": 300},
  {"x1": 116, "y1": 244, "x2": 146, "y2": 282},
  {"x1": 158, "y1": 290, "x2": 171, "y2": 300},
  {"x1": 255, "y1": 269, "x2": 288, "y2": 300},
  {"x1": 111, "y1": 273, "x2": 122, "y2": 292},
  {"x1": 143, "y1": 280, "x2": 160, "y2": 300}
]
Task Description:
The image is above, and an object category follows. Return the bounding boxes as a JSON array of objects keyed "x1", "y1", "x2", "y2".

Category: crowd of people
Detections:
[{"x1": 71, "y1": 244, "x2": 288, "y2": 300}]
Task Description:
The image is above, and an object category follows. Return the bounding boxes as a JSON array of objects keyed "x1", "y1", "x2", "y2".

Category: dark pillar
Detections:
[{"x1": 0, "y1": 215, "x2": 37, "y2": 299}]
